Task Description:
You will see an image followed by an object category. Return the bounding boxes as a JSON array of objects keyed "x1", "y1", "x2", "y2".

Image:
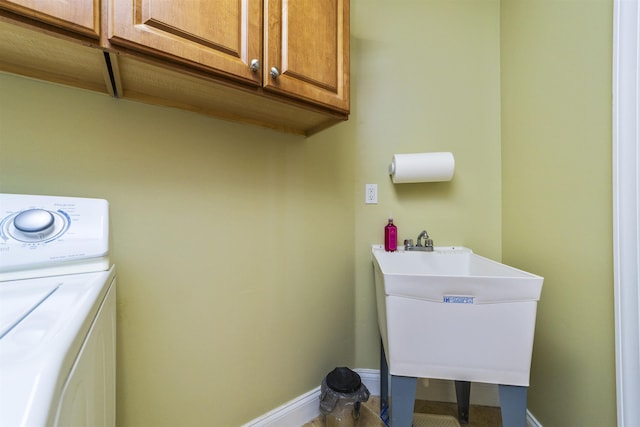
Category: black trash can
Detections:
[{"x1": 319, "y1": 367, "x2": 370, "y2": 427}]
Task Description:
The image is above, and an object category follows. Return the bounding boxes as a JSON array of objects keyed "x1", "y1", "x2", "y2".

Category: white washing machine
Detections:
[{"x1": 0, "y1": 194, "x2": 116, "y2": 427}]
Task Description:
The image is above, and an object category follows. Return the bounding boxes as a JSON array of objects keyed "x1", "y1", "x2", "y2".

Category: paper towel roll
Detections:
[{"x1": 389, "y1": 152, "x2": 455, "y2": 183}]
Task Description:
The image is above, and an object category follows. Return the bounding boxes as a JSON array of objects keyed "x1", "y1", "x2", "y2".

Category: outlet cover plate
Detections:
[{"x1": 366, "y1": 184, "x2": 378, "y2": 204}]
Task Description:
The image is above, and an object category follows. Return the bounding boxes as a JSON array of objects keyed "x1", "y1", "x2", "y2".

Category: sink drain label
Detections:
[{"x1": 443, "y1": 296, "x2": 474, "y2": 304}]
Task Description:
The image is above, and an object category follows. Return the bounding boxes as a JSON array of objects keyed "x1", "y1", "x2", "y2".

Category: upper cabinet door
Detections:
[
  {"x1": 0, "y1": 0, "x2": 100, "y2": 37},
  {"x1": 264, "y1": 0, "x2": 349, "y2": 112},
  {"x1": 109, "y1": 0, "x2": 262, "y2": 85}
]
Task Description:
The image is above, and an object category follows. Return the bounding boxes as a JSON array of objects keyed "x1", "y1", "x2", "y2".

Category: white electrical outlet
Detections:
[{"x1": 365, "y1": 184, "x2": 378, "y2": 204}]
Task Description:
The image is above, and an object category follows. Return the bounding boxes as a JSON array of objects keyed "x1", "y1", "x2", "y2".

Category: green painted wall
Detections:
[
  {"x1": 501, "y1": 0, "x2": 615, "y2": 425},
  {"x1": 350, "y1": 0, "x2": 616, "y2": 425},
  {"x1": 0, "y1": 75, "x2": 356, "y2": 426},
  {"x1": 0, "y1": 0, "x2": 617, "y2": 425},
  {"x1": 350, "y1": 0, "x2": 503, "y2": 370}
]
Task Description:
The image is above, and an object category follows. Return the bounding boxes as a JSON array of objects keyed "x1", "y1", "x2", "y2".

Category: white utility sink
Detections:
[{"x1": 372, "y1": 245, "x2": 543, "y2": 386}]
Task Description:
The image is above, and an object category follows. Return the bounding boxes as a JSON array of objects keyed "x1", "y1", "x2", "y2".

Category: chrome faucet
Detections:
[{"x1": 405, "y1": 230, "x2": 434, "y2": 251}]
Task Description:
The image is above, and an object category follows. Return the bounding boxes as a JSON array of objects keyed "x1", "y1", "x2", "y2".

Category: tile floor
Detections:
[
  {"x1": 303, "y1": 396, "x2": 503, "y2": 427},
  {"x1": 414, "y1": 399, "x2": 502, "y2": 427}
]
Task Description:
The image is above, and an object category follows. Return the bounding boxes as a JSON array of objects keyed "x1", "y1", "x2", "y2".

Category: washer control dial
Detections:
[
  {"x1": 14, "y1": 209, "x2": 55, "y2": 234},
  {"x1": 1, "y1": 208, "x2": 70, "y2": 243}
]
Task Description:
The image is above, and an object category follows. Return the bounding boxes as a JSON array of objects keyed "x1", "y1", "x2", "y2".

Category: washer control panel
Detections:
[
  {"x1": 4, "y1": 208, "x2": 70, "y2": 243},
  {"x1": 0, "y1": 194, "x2": 109, "y2": 279}
]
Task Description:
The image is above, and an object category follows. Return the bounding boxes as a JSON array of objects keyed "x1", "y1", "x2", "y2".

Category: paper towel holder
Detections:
[{"x1": 388, "y1": 152, "x2": 455, "y2": 184}]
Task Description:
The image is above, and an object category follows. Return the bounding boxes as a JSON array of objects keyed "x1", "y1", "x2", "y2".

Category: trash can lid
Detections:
[{"x1": 326, "y1": 367, "x2": 362, "y2": 394}]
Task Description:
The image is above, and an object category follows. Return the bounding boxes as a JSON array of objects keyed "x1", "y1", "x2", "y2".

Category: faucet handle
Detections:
[
  {"x1": 404, "y1": 239, "x2": 414, "y2": 250},
  {"x1": 425, "y1": 237, "x2": 434, "y2": 251}
]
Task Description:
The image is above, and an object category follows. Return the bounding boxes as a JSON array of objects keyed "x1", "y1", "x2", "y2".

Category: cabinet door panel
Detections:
[
  {"x1": 110, "y1": 0, "x2": 262, "y2": 85},
  {"x1": 265, "y1": 0, "x2": 349, "y2": 112},
  {"x1": 0, "y1": 0, "x2": 99, "y2": 37}
]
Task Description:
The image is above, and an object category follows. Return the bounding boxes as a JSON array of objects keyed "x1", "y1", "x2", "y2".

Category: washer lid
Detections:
[
  {"x1": 0, "y1": 268, "x2": 115, "y2": 427},
  {"x1": 0, "y1": 281, "x2": 59, "y2": 339}
]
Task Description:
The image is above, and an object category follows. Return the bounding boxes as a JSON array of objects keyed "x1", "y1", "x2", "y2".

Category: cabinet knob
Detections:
[
  {"x1": 250, "y1": 59, "x2": 260, "y2": 72},
  {"x1": 270, "y1": 67, "x2": 281, "y2": 79}
]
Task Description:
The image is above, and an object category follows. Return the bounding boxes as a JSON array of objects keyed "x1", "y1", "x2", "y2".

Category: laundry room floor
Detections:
[{"x1": 303, "y1": 395, "x2": 503, "y2": 427}]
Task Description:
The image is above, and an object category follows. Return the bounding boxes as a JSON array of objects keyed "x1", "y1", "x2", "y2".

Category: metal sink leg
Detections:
[
  {"x1": 499, "y1": 384, "x2": 528, "y2": 427},
  {"x1": 455, "y1": 381, "x2": 471, "y2": 424},
  {"x1": 380, "y1": 339, "x2": 417, "y2": 427}
]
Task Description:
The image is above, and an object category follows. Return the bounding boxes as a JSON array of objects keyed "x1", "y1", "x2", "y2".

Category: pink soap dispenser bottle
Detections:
[{"x1": 384, "y1": 218, "x2": 397, "y2": 252}]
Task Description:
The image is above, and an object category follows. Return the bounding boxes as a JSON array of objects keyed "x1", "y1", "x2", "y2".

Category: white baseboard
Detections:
[
  {"x1": 527, "y1": 410, "x2": 543, "y2": 427},
  {"x1": 355, "y1": 368, "x2": 382, "y2": 395},
  {"x1": 240, "y1": 386, "x2": 321, "y2": 427},
  {"x1": 241, "y1": 368, "x2": 542, "y2": 427}
]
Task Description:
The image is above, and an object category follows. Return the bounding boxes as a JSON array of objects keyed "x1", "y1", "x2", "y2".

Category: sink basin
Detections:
[{"x1": 372, "y1": 245, "x2": 543, "y2": 386}]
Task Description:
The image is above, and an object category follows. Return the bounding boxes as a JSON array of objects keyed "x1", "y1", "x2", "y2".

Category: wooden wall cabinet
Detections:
[
  {"x1": 109, "y1": 0, "x2": 263, "y2": 86},
  {"x1": 0, "y1": 3, "x2": 113, "y2": 97},
  {"x1": 264, "y1": 0, "x2": 349, "y2": 112},
  {"x1": 0, "y1": 0, "x2": 100, "y2": 37},
  {"x1": 109, "y1": 0, "x2": 349, "y2": 114},
  {"x1": 0, "y1": 0, "x2": 350, "y2": 136}
]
